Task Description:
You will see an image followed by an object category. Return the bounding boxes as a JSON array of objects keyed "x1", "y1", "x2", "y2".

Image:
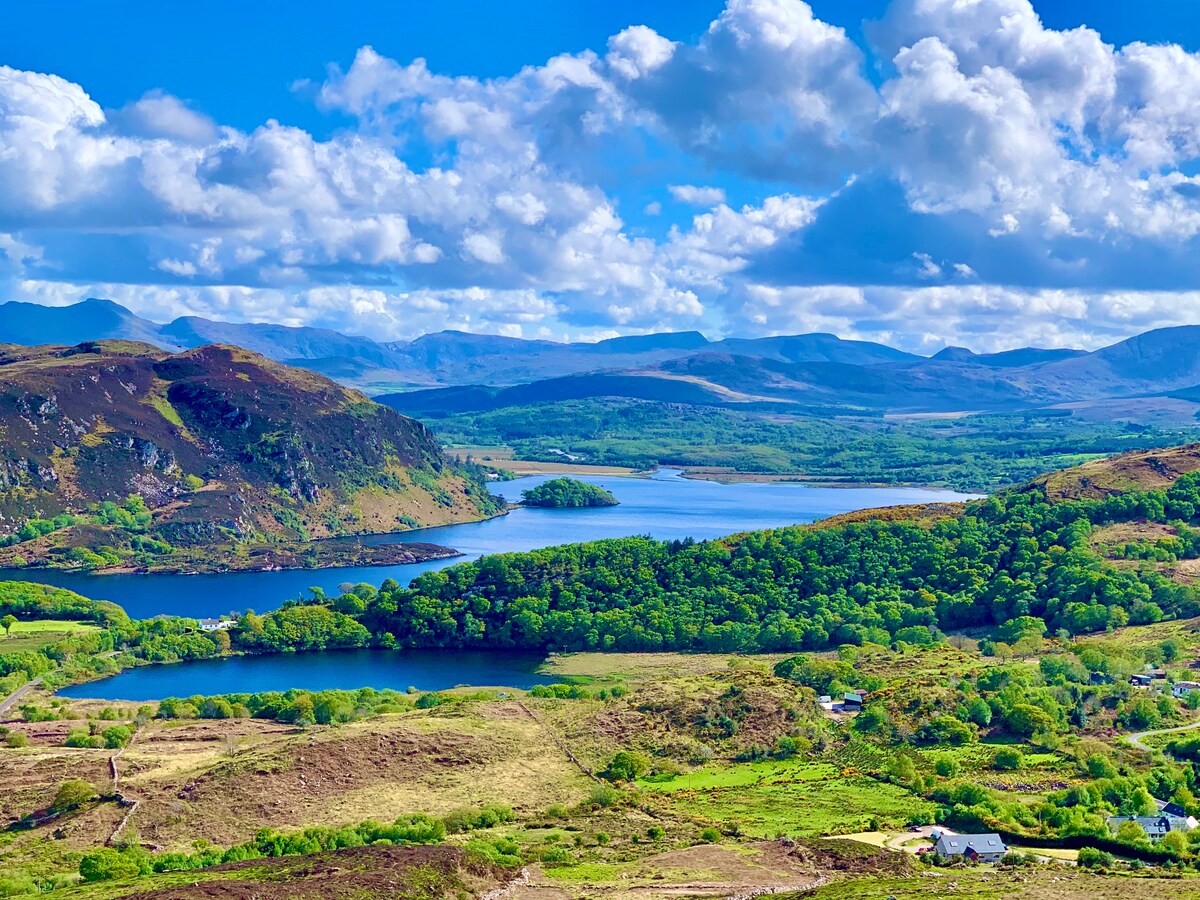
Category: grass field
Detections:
[
  {"x1": 638, "y1": 759, "x2": 937, "y2": 837},
  {"x1": 0, "y1": 620, "x2": 99, "y2": 654},
  {"x1": 446, "y1": 446, "x2": 642, "y2": 477}
]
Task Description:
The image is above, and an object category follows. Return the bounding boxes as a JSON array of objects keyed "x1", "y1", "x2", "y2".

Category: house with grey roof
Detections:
[
  {"x1": 1106, "y1": 815, "x2": 1174, "y2": 841},
  {"x1": 933, "y1": 833, "x2": 1008, "y2": 863}
]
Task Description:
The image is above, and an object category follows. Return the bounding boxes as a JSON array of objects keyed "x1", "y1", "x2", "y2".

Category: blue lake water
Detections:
[
  {"x1": 57, "y1": 649, "x2": 556, "y2": 701},
  {"x1": 5, "y1": 470, "x2": 974, "y2": 621}
]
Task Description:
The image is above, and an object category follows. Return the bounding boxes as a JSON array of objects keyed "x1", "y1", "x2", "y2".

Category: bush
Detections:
[
  {"x1": 5, "y1": 732, "x2": 28, "y2": 749},
  {"x1": 603, "y1": 750, "x2": 650, "y2": 782},
  {"x1": 0, "y1": 871, "x2": 38, "y2": 896},
  {"x1": 102, "y1": 725, "x2": 133, "y2": 749},
  {"x1": 934, "y1": 755, "x2": 960, "y2": 777},
  {"x1": 64, "y1": 729, "x2": 102, "y2": 749},
  {"x1": 79, "y1": 847, "x2": 152, "y2": 882},
  {"x1": 991, "y1": 747, "x2": 1023, "y2": 771},
  {"x1": 442, "y1": 804, "x2": 515, "y2": 834},
  {"x1": 588, "y1": 783, "x2": 620, "y2": 808},
  {"x1": 52, "y1": 779, "x2": 96, "y2": 812},
  {"x1": 698, "y1": 827, "x2": 721, "y2": 843},
  {"x1": 1077, "y1": 846, "x2": 1113, "y2": 869}
]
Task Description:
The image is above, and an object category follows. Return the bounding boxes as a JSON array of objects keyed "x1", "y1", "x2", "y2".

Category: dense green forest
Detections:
[
  {"x1": 234, "y1": 472, "x2": 1200, "y2": 655},
  {"x1": 429, "y1": 398, "x2": 1200, "y2": 491},
  {"x1": 520, "y1": 477, "x2": 618, "y2": 508}
]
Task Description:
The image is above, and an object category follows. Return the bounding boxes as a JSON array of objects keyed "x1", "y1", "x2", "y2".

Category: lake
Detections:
[
  {"x1": 5, "y1": 470, "x2": 975, "y2": 620},
  {"x1": 57, "y1": 649, "x2": 556, "y2": 701}
]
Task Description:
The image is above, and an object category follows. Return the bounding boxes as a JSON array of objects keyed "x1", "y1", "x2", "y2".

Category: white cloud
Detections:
[
  {"x1": 5, "y1": 0, "x2": 1200, "y2": 348},
  {"x1": 668, "y1": 185, "x2": 727, "y2": 207},
  {"x1": 461, "y1": 231, "x2": 506, "y2": 264}
]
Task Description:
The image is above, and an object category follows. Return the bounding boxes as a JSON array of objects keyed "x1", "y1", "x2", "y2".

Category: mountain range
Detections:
[{"x1": 6, "y1": 298, "x2": 1200, "y2": 421}]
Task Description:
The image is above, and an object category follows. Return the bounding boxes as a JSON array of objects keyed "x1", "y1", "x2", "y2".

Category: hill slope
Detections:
[{"x1": 0, "y1": 342, "x2": 502, "y2": 573}]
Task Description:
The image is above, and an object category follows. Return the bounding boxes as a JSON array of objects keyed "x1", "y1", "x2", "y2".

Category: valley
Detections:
[{"x1": 6, "y1": 446, "x2": 1200, "y2": 896}]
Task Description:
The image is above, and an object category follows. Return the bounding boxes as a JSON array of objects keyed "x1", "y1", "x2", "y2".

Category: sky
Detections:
[{"x1": 4, "y1": 1, "x2": 1200, "y2": 352}]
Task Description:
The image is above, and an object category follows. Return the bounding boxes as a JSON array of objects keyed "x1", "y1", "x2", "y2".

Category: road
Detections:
[
  {"x1": 1128, "y1": 717, "x2": 1200, "y2": 751},
  {"x1": 0, "y1": 674, "x2": 46, "y2": 718}
]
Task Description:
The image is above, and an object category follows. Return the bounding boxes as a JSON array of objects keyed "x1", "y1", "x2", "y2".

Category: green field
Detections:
[
  {"x1": 1, "y1": 620, "x2": 99, "y2": 654},
  {"x1": 639, "y1": 759, "x2": 937, "y2": 837}
]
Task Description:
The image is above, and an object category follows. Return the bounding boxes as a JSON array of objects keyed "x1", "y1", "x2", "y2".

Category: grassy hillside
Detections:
[
  {"x1": 0, "y1": 342, "x2": 502, "y2": 573},
  {"x1": 1034, "y1": 442, "x2": 1200, "y2": 500}
]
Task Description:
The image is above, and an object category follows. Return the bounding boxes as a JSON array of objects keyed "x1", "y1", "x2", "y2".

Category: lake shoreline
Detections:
[{"x1": 0, "y1": 538, "x2": 467, "y2": 578}]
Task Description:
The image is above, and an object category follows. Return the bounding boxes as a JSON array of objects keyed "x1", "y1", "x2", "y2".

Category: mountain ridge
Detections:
[{"x1": 9, "y1": 300, "x2": 1200, "y2": 421}]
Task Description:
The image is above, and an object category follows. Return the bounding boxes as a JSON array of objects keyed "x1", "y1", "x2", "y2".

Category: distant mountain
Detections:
[
  {"x1": 0, "y1": 298, "x2": 170, "y2": 348},
  {"x1": 931, "y1": 346, "x2": 1087, "y2": 367},
  {"x1": 0, "y1": 299, "x2": 933, "y2": 391},
  {"x1": 12, "y1": 299, "x2": 1200, "y2": 421},
  {"x1": 0, "y1": 341, "x2": 501, "y2": 573},
  {"x1": 713, "y1": 333, "x2": 920, "y2": 366}
]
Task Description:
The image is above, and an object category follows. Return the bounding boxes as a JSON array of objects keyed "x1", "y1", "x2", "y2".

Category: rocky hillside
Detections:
[
  {"x1": 1031, "y1": 442, "x2": 1200, "y2": 501},
  {"x1": 0, "y1": 341, "x2": 502, "y2": 572}
]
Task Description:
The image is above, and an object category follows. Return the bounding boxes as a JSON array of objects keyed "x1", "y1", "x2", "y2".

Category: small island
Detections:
[{"x1": 520, "y1": 477, "x2": 620, "y2": 508}]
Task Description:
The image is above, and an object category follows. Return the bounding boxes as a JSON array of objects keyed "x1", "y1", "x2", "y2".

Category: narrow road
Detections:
[
  {"x1": 1127, "y1": 717, "x2": 1200, "y2": 751},
  {"x1": 0, "y1": 674, "x2": 46, "y2": 719}
]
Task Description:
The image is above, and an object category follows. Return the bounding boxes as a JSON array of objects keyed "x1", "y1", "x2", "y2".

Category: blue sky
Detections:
[{"x1": 4, "y1": 0, "x2": 1200, "y2": 351}]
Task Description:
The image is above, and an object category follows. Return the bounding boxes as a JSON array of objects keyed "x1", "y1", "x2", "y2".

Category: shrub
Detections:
[
  {"x1": 934, "y1": 755, "x2": 960, "y2": 777},
  {"x1": 698, "y1": 827, "x2": 721, "y2": 843},
  {"x1": 52, "y1": 779, "x2": 96, "y2": 812},
  {"x1": 991, "y1": 747, "x2": 1023, "y2": 771},
  {"x1": 1077, "y1": 847, "x2": 1113, "y2": 869},
  {"x1": 603, "y1": 750, "x2": 650, "y2": 782},
  {"x1": 79, "y1": 847, "x2": 152, "y2": 882},
  {"x1": 5, "y1": 732, "x2": 28, "y2": 749},
  {"x1": 0, "y1": 871, "x2": 38, "y2": 896},
  {"x1": 588, "y1": 783, "x2": 620, "y2": 808},
  {"x1": 102, "y1": 725, "x2": 133, "y2": 749}
]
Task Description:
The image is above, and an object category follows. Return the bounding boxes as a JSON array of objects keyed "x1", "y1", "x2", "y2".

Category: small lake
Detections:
[
  {"x1": 4, "y1": 470, "x2": 974, "y2": 620},
  {"x1": 57, "y1": 649, "x2": 556, "y2": 700}
]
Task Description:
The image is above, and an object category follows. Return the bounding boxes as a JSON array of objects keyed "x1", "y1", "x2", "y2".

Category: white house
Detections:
[
  {"x1": 198, "y1": 618, "x2": 233, "y2": 632},
  {"x1": 1173, "y1": 681, "x2": 1200, "y2": 699}
]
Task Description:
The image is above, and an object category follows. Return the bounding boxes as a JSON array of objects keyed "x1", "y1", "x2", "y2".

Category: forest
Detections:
[
  {"x1": 233, "y1": 472, "x2": 1200, "y2": 655},
  {"x1": 427, "y1": 398, "x2": 1200, "y2": 491}
]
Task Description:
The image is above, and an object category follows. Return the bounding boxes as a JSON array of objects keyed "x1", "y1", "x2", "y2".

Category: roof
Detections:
[
  {"x1": 1107, "y1": 816, "x2": 1170, "y2": 835},
  {"x1": 935, "y1": 833, "x2": 1007, "y2": 856},
  {"x1": 842, "y1": 692, "x2": 863, "y2": 703},
  {"x1": 1157, "y1": 800, "x2": 1188, "y2": 818}
]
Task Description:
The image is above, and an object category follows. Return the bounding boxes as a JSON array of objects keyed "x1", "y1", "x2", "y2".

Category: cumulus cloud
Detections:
[
  {"x1": 668, "y1": 185, "x2": 727, "y2": 206},
  {"x1": 5, "y1": 0, "x2": 1200, "y2": 349}
]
